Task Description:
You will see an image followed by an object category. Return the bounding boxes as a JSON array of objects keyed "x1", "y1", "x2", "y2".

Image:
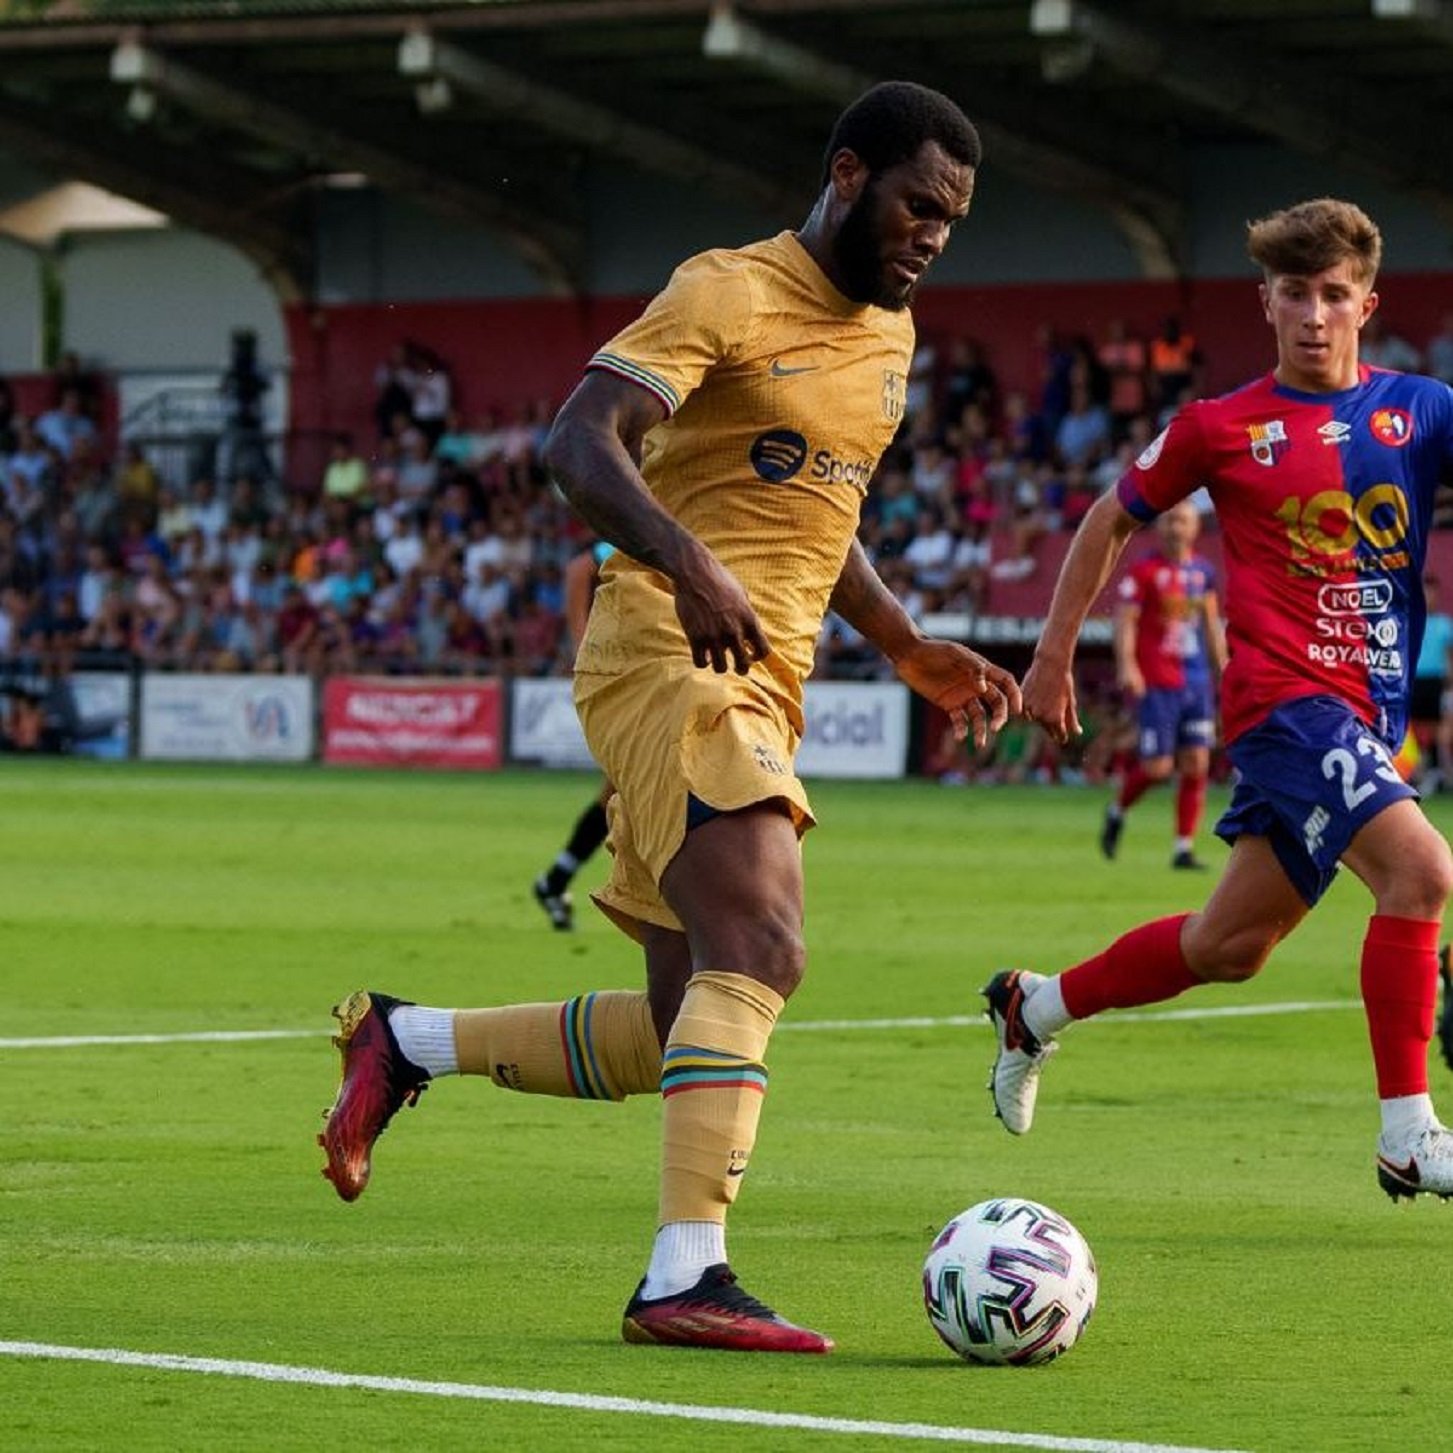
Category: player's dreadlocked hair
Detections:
[
  {"x1": 821, "y1": 81, "x2": 981, "y2": 186},
  {"x1": 1246, "y1": 198, "x2": 1383, "y2": 287}
]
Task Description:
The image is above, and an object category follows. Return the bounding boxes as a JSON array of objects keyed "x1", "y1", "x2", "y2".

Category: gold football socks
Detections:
[
  {"x1": 658, "y1": 970, "x2": 783, "y2": 1224},
  {"x1": 449, "y1": 991, "x2": 661, "y2": 1099}
]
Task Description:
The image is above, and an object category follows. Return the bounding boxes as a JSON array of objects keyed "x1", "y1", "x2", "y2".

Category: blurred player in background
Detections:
[
  {"x1": 988, "y1": 197, "x2": 1453, "y2": 1201},
  {"x1": 1100, "y1": 499, "x2": 1226, "y2": 870},
  {"x1": 319, "y1": 81, "x2": 1019, "y2": 1352},
  {"x1": 532, "y1": 537, "x2": 614, "y2": 930}
]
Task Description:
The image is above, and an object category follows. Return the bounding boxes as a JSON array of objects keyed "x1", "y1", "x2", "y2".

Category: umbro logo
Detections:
[
  {"x1": 769, "y1": 360, "x2": 818, "y2": 377},
  {"x1": 1318, "y1": 421, "x2": 1351, "y2": 446}
]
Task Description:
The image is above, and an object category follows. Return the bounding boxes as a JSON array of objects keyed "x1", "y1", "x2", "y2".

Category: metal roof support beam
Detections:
[
  {"x1": 1371, "y1": 0, "x2": 1453, "y2": 50},
  {"x1": 1030, "y1": 1, "x2": 1453, "y2": 225},
  {"x1": 108, "y1": 37, "x2": 582, "y2": 295},
  {"x1": 397, "y1": 28, "x2": 800, "y2": 220},
  {"x1": 0, "y1": 96, "x2": 311, "y2": 303},
  {"x1": 704, "y1": 5, "x2": 1182, "y2": 277}
]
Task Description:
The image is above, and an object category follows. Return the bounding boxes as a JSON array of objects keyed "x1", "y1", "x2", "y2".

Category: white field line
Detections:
[
  {"x1": 0, "y1": 1001, "x2": 1362, "y2": 1051},
  {"x1": 0, "y1": 1340, "x2": 1251, "y2": 1453}
]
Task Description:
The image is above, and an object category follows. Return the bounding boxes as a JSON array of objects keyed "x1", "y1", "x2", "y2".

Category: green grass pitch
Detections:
[{"x1": 2, "y1": 759, "x2": 1450, "y2": 1452}]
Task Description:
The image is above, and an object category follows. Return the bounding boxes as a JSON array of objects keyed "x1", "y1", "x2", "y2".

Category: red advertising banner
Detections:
[{"x1": 322, "y1": 677, "x2": 502, "y2": 769}]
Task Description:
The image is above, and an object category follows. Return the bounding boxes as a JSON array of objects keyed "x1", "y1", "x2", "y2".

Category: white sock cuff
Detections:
[
  {"x1": 388, "y1": 1005, "x2": 458, "y2": 1078},
  {"x1": 641, "y1": 1220, "x2": 727, "y2": 1300},
  {"x1": 1380, "y1": 1092, "x2": 1436, "y2": 1144},
  {"x1": 1023, "y1": 976, "x2": 1072, "y2": 1039}
]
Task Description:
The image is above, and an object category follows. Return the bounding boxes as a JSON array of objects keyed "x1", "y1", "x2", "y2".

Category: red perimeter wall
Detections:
[{"x1": 282, "y1": 271, "x2": 1453, "y2": 442}]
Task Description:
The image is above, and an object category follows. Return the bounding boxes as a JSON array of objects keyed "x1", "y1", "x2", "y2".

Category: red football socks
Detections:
[
  {"x1": 1061, "y1": 913, "x2": 1198, "y2": 1020},
  {"x1": 1176, "y1": 773, "x2": 1208, "y2": 839},
  {"x1": 1117, "y1": 764, "x2": 1154, "y2": 813},
  {"x1": 1361, "y1": 914, "x2": 1440, "y2": 1099}
]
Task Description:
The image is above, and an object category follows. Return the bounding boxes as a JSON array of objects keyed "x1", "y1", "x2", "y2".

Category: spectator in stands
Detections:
[
  {"x1": 942, "y1": 336, "x2": 997, "y2": 420},
  {"x1": 116, "y1": 442, "x2": 161, "y2": 529},
  {"x1": 51, "y1": 350, "x2": 102, "y2": 419},
  {"x1": 77, "y1": 543, "x2": 115, "y2": 623},
  {"x1": 991, "y1": 463, "x2": 1050, "y2": 582},
  {"x1": 910, "y1": 439, "x2": 955, "y2": 500},
  {"x1": 949, "y1": 515, "x2": 992, "y2": 613},
  {"x1": 70, "y1": 450, "x2": 116, "y2": 544},
  {"x1": 1002, "y1": 389, "x2": 1050, "y2": 465},
  {"x1": 78, "y1": 591, "x2": 131, "y2": 656},
  {"x1": 1098, "y1": 318, "x2": 1148, "y2": 439},
  {"x1": 373, "y1": 343, "x2": 417, "y2": 440},
  {"x1": 276, "y1": 581, "x2": 319, "y2": 672},
  {"x1": 903, "y1": 505, "x2": 955, "y2": 591},
  {"x1": 396, "y1": 433, "x2": 438, "y2": 509},
  {"x1": 408, "y1": 344, "x2": 452, "y2": 448},
  {"x1": 322, "y1": 434, "x2": 368, "y2": 502},
  {"x1": 1360, "y1": 313, "x2": 1422, "y2": 373},
  {"x1": 434, "y1": 410, "x2": 475, "y2": 468},
  {"x1": 1054, "y1": 378, "x2": 1112, "y2": 469},
  {"x1": 188, "y1": 478, "x2": 229, "y2": 546},
  {"x1": 1036, "y1": 324, "x2": 1075, "y2": 435},
  {"x1": 907, "y1": 339, "x2": 938, "y2": 419},
  {"x1": 1148, "y1": 316, "x2": 1198, "y2": 411},
  {"x1": 384, "y1": 509, "x2": 425, "y2": 579}
]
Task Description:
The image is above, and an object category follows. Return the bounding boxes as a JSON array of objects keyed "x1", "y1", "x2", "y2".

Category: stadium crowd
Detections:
[{"x1": 2, "y1": 312, "x2": 1450, "y2": 722}]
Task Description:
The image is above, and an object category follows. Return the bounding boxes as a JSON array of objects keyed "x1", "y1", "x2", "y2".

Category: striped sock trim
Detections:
[
  {"x1": 660, "y1": 1045, "x2": 768, "y2": 1098},
  {"x1": 558, "y1": 993, "x2": 612, "y2": 1100},
  {"x1": 587, "y1": 353, "x2": 680, "y2": 414}
]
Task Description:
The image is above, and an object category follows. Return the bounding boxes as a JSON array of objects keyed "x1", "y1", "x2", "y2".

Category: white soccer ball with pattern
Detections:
[{"x1": 922, "y1": 1197, "x2": 1098, "y2": 1365}]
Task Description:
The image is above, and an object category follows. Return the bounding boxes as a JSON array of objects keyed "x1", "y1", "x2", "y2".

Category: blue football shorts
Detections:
[
  {"x1": 1137, "y1": 681, "x2": 1215, "y2": 760},
  {"x1": 1216, "y1": 695, "x2": 1416, "y2": 906}
]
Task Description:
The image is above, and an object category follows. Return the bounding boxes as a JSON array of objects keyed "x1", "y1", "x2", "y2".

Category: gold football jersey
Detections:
[{"x1": 576, "y1": 230, "x2": 914, "y2": 711}]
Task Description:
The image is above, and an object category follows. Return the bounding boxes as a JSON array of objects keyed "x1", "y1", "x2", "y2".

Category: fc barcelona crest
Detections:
[
  {"x1": 883, "y1": 369, "x2": 905, "y2": 422},
  {"x1": 1246, "y1": 418, "x2": 1289, "y2": 467}
]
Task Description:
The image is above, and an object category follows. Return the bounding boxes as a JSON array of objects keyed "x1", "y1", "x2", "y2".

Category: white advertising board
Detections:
[
  {"x1": 797, "y1": 681, "x2": 909, "y2": 780},
  {"x1": 140, "y1": 674, "x2": 314, "y2": 762},
  {"x1": 70, "y1": 671, "x2": 132, "y2": 760},
  {"x1": 509, "y1": 677, "x2": 908, "y2": 779},
  {"x1": 509, "y1": 677, "x2": 594, "y2": 768}
]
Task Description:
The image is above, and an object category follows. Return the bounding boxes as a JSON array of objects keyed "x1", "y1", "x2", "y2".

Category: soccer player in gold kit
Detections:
[{"x1": 319, "y1": 81, "x2": 1019, "y2": 1353}]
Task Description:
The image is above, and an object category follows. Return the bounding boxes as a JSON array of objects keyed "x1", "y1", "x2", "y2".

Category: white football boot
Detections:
[
  {"x1": 1376, "y1": 1121, "x2": 1453, "y2": 1201},
  {"x1": 982, "y1": 969, "x2": 1059, "y2": 1135}
]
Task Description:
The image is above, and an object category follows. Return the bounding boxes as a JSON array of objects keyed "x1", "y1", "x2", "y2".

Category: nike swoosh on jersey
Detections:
[{"x1": 769, "y1": 361, "x2": 818, "y2": 377}]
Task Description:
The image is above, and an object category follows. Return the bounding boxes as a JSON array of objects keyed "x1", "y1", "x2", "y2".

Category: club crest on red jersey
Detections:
[
  {"x1": 1246, "y1": 419, "x2": 1289, "y2": 467},
  {"x1": 1369, "y1": 407, "x2": 1413, "y2": 447}
]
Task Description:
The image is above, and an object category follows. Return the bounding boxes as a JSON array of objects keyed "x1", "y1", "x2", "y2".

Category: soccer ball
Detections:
[{"x1": 922, "y1": 1197, "x2": 1098, "y2": 1366}]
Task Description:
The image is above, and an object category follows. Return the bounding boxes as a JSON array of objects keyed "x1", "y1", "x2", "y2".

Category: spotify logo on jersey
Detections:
[{"x1": 750, "y1": 429, "x2": 808, "y2": 482}]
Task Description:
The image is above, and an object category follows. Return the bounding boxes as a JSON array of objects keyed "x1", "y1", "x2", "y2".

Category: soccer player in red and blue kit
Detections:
[
  {"x1": 1101, "y1": 499, "x2": 1227, "y2": 870},
  {"x1": 986, "y1": 197, "x2": 1453, "y2": 1199}
]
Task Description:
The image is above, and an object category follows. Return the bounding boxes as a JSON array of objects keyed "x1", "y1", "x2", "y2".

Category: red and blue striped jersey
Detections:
[
  {"x1": 1117, "y1": 366, "x2": 1453, "y2": 745},
  {"x1": 1118, "y1": 551, "x2": 1216, "y2": 691}
]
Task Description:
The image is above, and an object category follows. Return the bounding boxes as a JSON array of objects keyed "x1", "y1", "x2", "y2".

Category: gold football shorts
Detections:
[{"x1": 574, "y1": 658, "x2": 815, "y2": 939}]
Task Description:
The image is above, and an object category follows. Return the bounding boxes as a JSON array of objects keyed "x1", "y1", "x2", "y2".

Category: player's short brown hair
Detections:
[{"x1": 1246, "y1": 198, "x2": 1382, "y2": 286}]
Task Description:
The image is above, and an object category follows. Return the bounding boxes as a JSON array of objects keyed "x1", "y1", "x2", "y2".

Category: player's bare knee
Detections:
[
  {"x1": 749, "y1": 915, "x2": 807, "y2": 999},
  {"x1": 1193, "y1": 929, "x2": 1275, "y2": 982},
  {"x1": 1379, "y1": 839, "x2": 1453, "y2": 920}
]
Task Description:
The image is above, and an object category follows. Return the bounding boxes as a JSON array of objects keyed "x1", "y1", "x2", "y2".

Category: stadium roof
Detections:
[{"x1": 1, "y1": 0, "x2": 1450, "y2": 300}]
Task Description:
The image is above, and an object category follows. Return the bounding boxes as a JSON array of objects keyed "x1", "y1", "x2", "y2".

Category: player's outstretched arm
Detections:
[
  {"x1": 545, "y1": 372, "x2": 769, "y2": 674},
  {"x1": 830, "y1": 538, "x2": 1020, "y2": 747},
  {"x1": 1024, "y1": 491, "x2": 1142, "y2": 743}
]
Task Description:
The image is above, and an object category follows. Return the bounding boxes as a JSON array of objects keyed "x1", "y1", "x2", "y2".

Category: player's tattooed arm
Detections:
[{"x1": 544, "y1": 371, "x2": 769, "y2": 674}]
